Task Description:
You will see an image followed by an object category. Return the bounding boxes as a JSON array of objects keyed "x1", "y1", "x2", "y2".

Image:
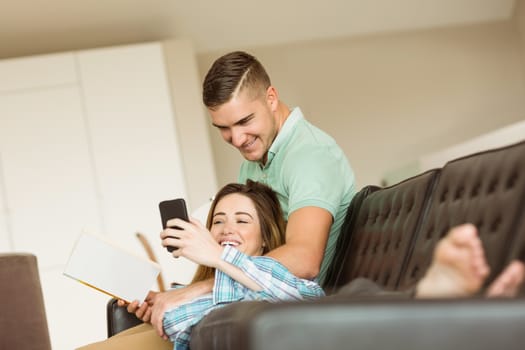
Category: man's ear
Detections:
[{"x1": 266, "y1": 86, "x2": 279, "y2": 112}]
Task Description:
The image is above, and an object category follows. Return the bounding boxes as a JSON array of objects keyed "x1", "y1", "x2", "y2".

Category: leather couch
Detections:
[{"x1": 109, "y1": 139, "x2": 525, "y2": 349}]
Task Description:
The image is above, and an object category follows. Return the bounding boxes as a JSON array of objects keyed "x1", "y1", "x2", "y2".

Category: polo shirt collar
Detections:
[{"x1": 264, "y1": 107, "x2": 303, "y2": 168}]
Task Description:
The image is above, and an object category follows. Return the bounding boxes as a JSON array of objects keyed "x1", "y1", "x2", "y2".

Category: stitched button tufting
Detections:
[
  {"x1": 411, "y1": 265, "x2": 419, "y2": 278},
  {"x1": 455, "y1": 186, "x2": 465, "y2": 200},
  {"x1": 490, "y1": 217, "x2": 501, "y2": 233},
  {"x1": 488, "y1": 179, "x2": 498, "y2": 194},
  {"x1": 470, "y1": 183, "x2": 480, "y2": 198},
  {"x1": 476, "y1": 219, "x2": 484, "y2": 230},
  {"x1": 440, "y1": 188, "x2": 448, "y2": 202},
  {"x1": 506, "y1": 171, "x2": 518, "y2": 190}
]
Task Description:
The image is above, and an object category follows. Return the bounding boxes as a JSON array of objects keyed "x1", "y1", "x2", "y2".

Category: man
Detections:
[{"x1": 202, "y1": 51, "x2": 356, "y2": 282}]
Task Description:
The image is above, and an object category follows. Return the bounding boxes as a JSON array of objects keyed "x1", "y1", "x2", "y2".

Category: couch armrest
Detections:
[
  {"x1": 191, "y1": 297, "x2": 525, "y2": 350},
  {"x1": 106, "y1": 298, "x2": 143, "y2": 337}
]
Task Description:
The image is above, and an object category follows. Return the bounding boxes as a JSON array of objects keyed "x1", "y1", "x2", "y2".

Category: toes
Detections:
[{"x1": 486, "y1": 260, "x2": 525, "y2": 297}]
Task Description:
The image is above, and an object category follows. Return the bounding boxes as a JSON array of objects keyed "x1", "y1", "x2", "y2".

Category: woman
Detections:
[
  {"x1": 78, "y1": 180, "x2": 324, "y2": 350},
  {"x1": 161, "y1": 180, "x2": 325, "y2": 348}
]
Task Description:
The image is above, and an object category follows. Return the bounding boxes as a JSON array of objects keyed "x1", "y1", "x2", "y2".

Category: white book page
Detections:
[{"x1": 63, "y1": 232, "x2": 161, "y2": 302}]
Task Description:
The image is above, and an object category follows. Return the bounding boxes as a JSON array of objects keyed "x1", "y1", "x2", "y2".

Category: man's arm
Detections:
[
  {"x1": 122, "y1": 279, "x2": 214, "y2": 339},
  {"x1": 265, "y1": 206, "x2": 332, "y2": 280},
  {"x1": 149, "y1": 279, "x2": 214, "y2": 338}
]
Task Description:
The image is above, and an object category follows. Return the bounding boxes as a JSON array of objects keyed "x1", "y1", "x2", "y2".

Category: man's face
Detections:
[{"x1": 209, "y1": 88, "x2": 279, "y2": 163}]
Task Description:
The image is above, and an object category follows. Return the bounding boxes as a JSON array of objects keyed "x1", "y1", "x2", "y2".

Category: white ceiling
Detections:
[{"x1": 0, "y1": 0, "x2": 517, "y2": 59}]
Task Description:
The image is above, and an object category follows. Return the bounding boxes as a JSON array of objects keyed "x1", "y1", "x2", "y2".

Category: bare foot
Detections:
[
  {"x1": 415, "y1": 224, "x2": 490, "y2": 298},
  {"x1": 486, "y1": 260, "x2": 525, "y2": 297}
]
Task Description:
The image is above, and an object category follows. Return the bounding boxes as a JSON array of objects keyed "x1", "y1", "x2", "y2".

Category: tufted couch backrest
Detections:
[
  {"x1": 327, "y1": 139, "x2": 525, "y2": 293},
  {"x1": 323, "y1": 170, "x2": 438, "y2": 292},
  {"x1": 323, "y1": 185, "x2": 380, "y2": 293},
  {"x1": 400, "y1": 140, "x2": 525, "y2": 289}
]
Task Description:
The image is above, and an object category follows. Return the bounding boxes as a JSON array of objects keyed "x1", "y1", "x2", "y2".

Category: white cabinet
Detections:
[
  {"x1": 0, "y1": 52, "x2": 77, "y2": 93},
  {"x1": 0, "y1": 86, "x2": 101, "y2": 268},
  {"x1": 0, "y1": 41, "x2": 214, "y2": 350},
  {"x1": 76, "y1": 43, "x2": 189, "y2": 274}
]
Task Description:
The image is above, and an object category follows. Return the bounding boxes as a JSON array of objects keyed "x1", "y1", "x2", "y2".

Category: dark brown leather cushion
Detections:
[
  {"x1": 191, "y1": 294, "x2": 525, "y2": 350},
  {"x1": 190, "y1": 301, "x2": 274, "y2": 350},
  {"x1": 248, "y1": 297, "x2": 525, "y2": 350}
]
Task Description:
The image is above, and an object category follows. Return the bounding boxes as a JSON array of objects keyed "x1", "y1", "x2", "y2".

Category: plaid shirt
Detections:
[{"x1": 163, "y1": 246, "x2": 325, "y2": 349}]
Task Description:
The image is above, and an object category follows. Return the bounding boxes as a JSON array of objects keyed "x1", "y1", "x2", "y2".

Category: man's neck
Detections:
[
  {"x1": 276, "y1": 102, "x2": 291, "y2": 132},
  {"x1": 260, "y1": 102, "x2": 291, "y2": 166}
]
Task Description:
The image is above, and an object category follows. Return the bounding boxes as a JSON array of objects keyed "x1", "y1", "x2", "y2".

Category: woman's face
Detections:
[{"x1": 210, "y1": 193, "x2": 264, "y2": 256}]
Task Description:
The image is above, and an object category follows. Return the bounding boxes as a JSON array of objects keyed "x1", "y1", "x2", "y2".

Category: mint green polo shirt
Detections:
[{"x1": 238, "y1": 107, "x2": 356, "y2": 284}]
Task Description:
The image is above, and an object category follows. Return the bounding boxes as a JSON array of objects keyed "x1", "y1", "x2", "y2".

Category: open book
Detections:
[{"x1": 63, "y1": 232, "x2": 161, "y2": 303}]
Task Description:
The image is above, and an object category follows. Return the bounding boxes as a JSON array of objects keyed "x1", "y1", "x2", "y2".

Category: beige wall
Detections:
[
  {"x1": 198, "y1": 20, "x2": 525, "y2": 189},
  {"x1": 162, "y1": 39, "x2": 218, "y2": 209},
  {"x1": 517, "y1": 0, "x2": 525, "y2": 57}
]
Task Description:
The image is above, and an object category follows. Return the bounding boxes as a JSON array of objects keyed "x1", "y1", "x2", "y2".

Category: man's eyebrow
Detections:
[
  {"x1": 234, "y1": 113, "x2": 254, "y2": 125},
  {"x1": 212, "y1": 113, "x2": 254, "y2": 129}
]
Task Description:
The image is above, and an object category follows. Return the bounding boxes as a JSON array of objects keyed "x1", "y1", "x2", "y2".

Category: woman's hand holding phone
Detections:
[
  {"x1": 160, "y1": 218, "x2": 222, "y2": 267},
  {"x1": 159, "y1": 198, "x2": 189, "y2": 252}
]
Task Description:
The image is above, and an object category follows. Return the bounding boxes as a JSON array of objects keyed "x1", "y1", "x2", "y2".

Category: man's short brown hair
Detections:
[{"x1": 202, "y1": 51, "x2": 271, "y2": 110}]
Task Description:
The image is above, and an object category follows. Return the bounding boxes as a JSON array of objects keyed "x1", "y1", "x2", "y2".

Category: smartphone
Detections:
[{"x1": 159, "y1": 198, "x2": 189, "y2": 252}]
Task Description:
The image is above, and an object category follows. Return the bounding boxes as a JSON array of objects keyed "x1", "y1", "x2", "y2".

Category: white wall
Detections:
[{"x1": 198, "y1": 20, "x2": 525, "y2": 189}]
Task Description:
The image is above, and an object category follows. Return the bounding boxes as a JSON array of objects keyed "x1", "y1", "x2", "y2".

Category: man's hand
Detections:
[
  {"x1": 117, "y1": 290, "x2": 158, "y2": 323},
  {"x1": 150, "y1": 279, "x2": 214, "y2": 339}
]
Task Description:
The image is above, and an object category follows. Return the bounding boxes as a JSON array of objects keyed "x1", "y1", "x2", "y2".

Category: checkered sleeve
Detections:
[
  {"x1": 215, "y1": 246, "x2": 325, "y2": 303},
  {"x1": 163, "y1": 295, "x2": 215, "y2": 345}
]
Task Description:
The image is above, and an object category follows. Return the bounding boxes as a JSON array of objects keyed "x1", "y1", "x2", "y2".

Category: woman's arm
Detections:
[
  {"x1": 215, "y1": 246, "x2": 325, "y2": 304},
  {"x1": 214, "y1": 257, "x2": 263, "y2": 291}
]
